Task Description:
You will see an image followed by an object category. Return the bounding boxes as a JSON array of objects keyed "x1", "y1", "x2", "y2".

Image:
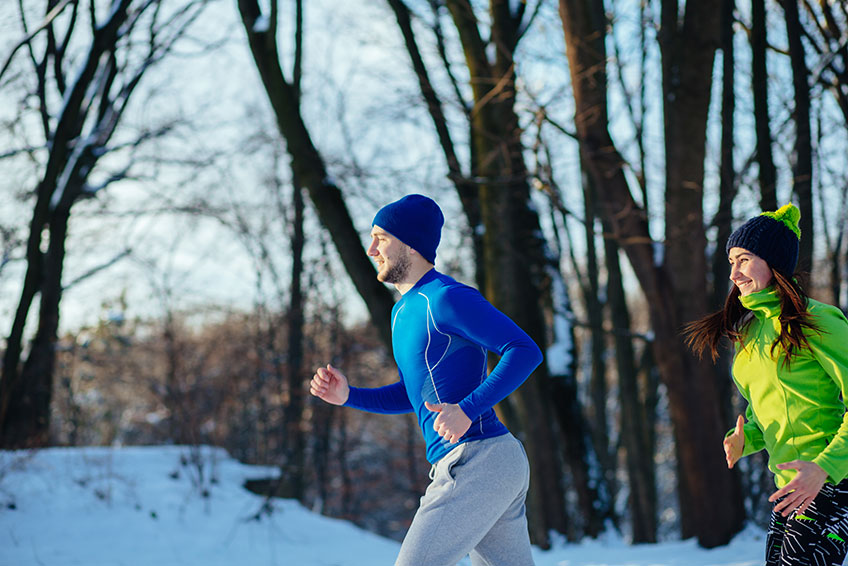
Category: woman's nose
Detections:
[{"x1": 729, "y1": 264, "x2": 740, "y2": 281}]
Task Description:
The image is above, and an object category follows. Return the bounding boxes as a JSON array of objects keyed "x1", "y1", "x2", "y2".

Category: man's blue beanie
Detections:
[
  {"x1": 372, "y1": 194, "x2": 444, "y2": 264},
  {"x1": 725, "y1": 203, "x2": 801, "y2": 275}
]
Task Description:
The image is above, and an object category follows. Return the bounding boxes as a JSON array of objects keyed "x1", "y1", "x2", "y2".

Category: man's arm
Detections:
[
  {"x1": 437, "y1": 286, "x2": 543, "y2": 421},
  {"x1": 345, "y1": 381, "x2": 413, "y2": 414},
  {"x1": 311, "y1": 364, "x2": 413, "y2": 414}
]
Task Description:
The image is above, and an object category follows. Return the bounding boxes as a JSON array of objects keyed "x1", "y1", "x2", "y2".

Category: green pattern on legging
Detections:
[{"x1": 765, "y1": 480, "x2": 848, "y2": 566}]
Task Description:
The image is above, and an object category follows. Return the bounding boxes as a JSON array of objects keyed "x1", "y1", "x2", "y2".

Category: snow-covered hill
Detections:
[{"x1": 0, "y1": 445, "x2": 765, "y2": 565}]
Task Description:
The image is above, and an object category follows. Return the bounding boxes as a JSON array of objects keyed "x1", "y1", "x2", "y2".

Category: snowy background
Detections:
[{"x1": 0, "y1": 445, "x2": 770, "y2": 566}]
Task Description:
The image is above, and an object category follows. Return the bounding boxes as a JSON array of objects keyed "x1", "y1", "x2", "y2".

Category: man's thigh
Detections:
[{"x1": 395, "y1": 434, "x2": 532, "y2": 566}]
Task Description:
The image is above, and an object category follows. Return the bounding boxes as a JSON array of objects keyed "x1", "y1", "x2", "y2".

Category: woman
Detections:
[{"x1": 685, "y1": 204, "x2": 848, "y2": 565}]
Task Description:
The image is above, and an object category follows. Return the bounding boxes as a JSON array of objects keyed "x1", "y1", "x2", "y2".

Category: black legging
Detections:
[{"x1": 766, "y1": 480, "x2": 848, "y2": 565}]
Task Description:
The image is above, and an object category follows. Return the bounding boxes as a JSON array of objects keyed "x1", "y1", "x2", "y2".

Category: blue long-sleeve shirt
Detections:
[{"x1": 345, "y1": 269, "x2": 543, "y2": 463}]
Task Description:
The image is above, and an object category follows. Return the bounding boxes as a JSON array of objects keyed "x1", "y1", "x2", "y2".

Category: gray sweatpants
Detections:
[{"x1": 395, "y1": 433, "x2": 534, "y2": 566}]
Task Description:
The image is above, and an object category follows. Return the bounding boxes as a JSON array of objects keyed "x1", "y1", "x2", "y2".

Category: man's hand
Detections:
[
  {"x1": 309, "y1": 364, "x2": 350, "y2": 406},
  {"x1": 424, "y1": 402, "x2": 471, "y2": 444},
  {"x1": 724, "y1": 414, "x2": 745, "y2": 469},
  {"x1": 769, "y1": 460, "x2": 829, "y2": 517}
]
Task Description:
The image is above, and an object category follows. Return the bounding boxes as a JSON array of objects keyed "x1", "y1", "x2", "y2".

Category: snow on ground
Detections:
[{"x1": 0, "y1": 446, "x2": 765, "y2": 565}]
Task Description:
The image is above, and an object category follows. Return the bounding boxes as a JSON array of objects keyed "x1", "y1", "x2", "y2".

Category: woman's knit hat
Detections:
[
  {"x1": 372, "y1": 194, "x2": 444, "y2": 264},
  {"x1": 725, "y1": 203, "x2": 801, "y2": 275}
]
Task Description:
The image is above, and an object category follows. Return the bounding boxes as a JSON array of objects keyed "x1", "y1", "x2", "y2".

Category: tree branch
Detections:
[
  {"x1": 0, "y1": 0, "x2": 74, "y2": 86},
  {"x1": 62, "y1": 248, "x2": 133, "y2": 291}
]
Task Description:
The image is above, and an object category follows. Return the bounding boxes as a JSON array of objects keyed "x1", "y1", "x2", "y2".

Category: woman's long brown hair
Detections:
[{"x1": 683, "y1": 270, "x2": 819, "y2": 365}]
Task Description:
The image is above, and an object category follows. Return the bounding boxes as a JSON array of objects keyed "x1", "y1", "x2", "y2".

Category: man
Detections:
[{"x1": 309, "y1": 194, "x2": 542, "y2": 566}]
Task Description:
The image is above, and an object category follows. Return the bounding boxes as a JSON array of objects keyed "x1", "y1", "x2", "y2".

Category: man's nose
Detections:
[{"x1": 367, "y1": 239, "x2": 378, "y2": 256}]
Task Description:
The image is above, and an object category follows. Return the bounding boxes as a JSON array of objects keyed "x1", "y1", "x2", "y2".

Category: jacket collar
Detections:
[{"x1": 739, "y1": 286, "x2": 781, "y2": 319}]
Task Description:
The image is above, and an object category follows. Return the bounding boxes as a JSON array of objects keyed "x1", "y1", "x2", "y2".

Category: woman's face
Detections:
[{"x1": 728, "y1": 247, "x2": 774, "y2": 296}]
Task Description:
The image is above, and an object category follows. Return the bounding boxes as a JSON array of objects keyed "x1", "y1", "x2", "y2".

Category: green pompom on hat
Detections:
[
  {"x1": 726, "y1": 204, "x2": 801, "y2": 275},
  {"x1": 760, "y1": 203, "x2": 802, "y2": 239}
]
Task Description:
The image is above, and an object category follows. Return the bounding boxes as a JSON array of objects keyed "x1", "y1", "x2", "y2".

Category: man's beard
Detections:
[{"x1": 380, "y1": 252, "x2": 411, "y2": 284}]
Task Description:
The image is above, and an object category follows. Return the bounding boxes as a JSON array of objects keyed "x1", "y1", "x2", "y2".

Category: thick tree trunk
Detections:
[
  {"x1": 1, "y1": 209, "x2": 67, "y2": 447},
  {"x1": 0, "y1": 0, "x2": 200, "y2": 448},
  {"x1": 0, "y1": 209, "x2": 46, "y2": 447},
  {"x1": 477, "y1": 185, "x2": 567, "y2": 547},
  {"x1": 658, "y1": 0, "x2": 744, "y2": 544},
  {"x1": 444, "y1": 0, "x2": 607, "y2": 544},
  {"x1": 559, "y1": 0, "x2": 744, "y2": 547}
]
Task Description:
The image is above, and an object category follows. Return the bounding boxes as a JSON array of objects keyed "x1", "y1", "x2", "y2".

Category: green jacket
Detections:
[{"x1": 732, "y1": 286, "x2": 848, "y2": 488}]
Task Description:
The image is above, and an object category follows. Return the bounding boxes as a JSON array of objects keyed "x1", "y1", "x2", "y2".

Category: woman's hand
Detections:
[
  {"x1": 769, "y1": 460, "x2": 829, "y2": 517},
  {"x1": 724, "y1": 414, "x2": 745, "y2": 469}
]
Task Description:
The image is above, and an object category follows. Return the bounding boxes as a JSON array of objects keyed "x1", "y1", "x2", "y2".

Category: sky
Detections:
[
  {"x1": 3, "y1": 0, "x2": 844, "y2": 342},
  {"x1": 0, "y1": 445, "x2": 775, "y2": 566},
  {"x1": 0, "y1": 0, "x2": 475, "y2": 335}
]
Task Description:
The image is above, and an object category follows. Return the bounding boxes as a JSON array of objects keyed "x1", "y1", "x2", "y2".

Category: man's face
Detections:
[
  {"x1": 728, "y1": 247, "x2": 774, "y2": 296},
  {"x1": 368, "y1": 226, "x2": 411, "y2": 284}
]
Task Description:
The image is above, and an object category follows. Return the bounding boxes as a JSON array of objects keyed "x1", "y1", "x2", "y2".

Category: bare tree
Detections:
[{"x1": 0, "y1": 0, "x2": 212, "y2": 448}]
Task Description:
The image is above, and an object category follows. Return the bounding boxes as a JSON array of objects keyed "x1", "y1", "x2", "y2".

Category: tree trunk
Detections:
[
  {"x1": 711, "y1": 0, "x2": 735, "y2": 313},
  {"x1": 385, "y1": 0, "x2": 483, "y2": 288},
  {"x1": 443, "y1": 0, "x2": 608, "y2": 544},
  {"x1": 658, "y1": 0, "x2": 745, "y2": 544},
  {"x1": 478, "y1": 186, "x2": 567, "y2": 547},
  {"x1": 281, "y1": 0, "x2": 307, "y2": 502},
  {"x1": 549, "y1": 186, "x2": 614, "y2": 539},
  {"x1": 782, "y1": 0, "x2": 813, "y2": 272},
  {"x1": 712, "y1": 0, "x2": 738, "y2": 482},
  {"x1": 283, "y1": 183, "x2": 306, "y2": 499},
  {"x1": 559, "y1": 0, "x2": 745, "y2": 546},
  {"x1": 4, "y1": 207, "x2": 70, "y2": 447},
  {"x1": 751, "y1": 0, "x2": 777, "y2": 212},
  {"x1": 544, "y1": 212, "x2": 609, "y2": 537},
  {"x1": 0, "y1": 209, "x2": 47, "y2": 447},
  {"x1": 581, "y1": 171, "x2": 616, "y2": 526}
]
